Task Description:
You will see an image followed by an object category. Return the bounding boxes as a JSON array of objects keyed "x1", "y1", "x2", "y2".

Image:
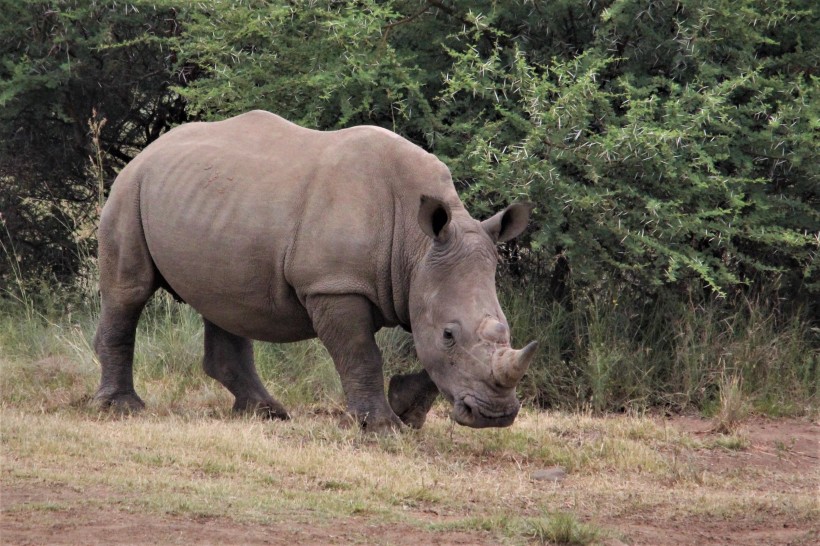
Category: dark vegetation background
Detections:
[{"x1": 1, "y1": 0, "x2": 817, "y2": 415}]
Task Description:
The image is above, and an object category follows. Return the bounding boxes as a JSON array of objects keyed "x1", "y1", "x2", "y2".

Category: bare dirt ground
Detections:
[
  {"x1": 1, "y1": 483, "x2": 485, "y2": 545},
  {"x1": 596, "y1": 416, "x2": 819, "y2": 546},
  {"x1": 2, "y1": 475, "x2": 500, "y2": 546},
  {"x1": 2, "y1": 415, "x2": 817, "y2": 545}
]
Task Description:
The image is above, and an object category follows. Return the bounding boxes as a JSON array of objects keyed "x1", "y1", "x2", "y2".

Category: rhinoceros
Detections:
[{"x1": 93, "y1": 110, "x2": 537, "y2": 432}]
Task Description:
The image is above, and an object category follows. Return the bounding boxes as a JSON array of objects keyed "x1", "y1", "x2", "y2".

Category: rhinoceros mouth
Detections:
[{"x1": 452, "y1": 394, "x2": 520, "y2": 428}]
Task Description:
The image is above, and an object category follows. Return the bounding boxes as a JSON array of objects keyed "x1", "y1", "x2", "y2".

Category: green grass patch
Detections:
[{"x1": 524, "y1": 511, "x2": 601, "y2": 545}]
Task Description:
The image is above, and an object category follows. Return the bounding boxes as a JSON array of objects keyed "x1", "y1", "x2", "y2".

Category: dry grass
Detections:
[
  {"x1": 1, "y1": 349, "x2": 818, "y2": 545},
  {"x1": 1, "y1": 301, "x2": 818, "y2": 544},
  {"x1": 711, "y1": 374, "x2": 749, "y2": 434}
]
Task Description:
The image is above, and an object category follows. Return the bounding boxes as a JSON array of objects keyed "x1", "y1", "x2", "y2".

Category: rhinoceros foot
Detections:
[
  {"x1": 388, "y1": 370, "x2": 439, "y2": 429},
  {"x1": 93, "y1": 390, "x2": 146, "y2": 414}
]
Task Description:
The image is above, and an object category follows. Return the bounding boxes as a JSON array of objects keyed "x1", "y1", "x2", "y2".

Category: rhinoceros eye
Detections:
[{"x1": 443, "y1": 328, "x2": 455, "y2": 347}]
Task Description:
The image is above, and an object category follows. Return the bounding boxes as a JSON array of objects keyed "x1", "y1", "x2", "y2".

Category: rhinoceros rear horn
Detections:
[{"x1": 493, "y1": 341, "x2": 539, "y2": 388}]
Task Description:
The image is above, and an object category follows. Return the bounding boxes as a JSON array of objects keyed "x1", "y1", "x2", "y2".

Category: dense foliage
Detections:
[
  {"x1": 1, "y1": 0, "x2": 187, "y2": 280},
  {"x1": 1, "y1": 0, "x2": 816, "y2": 412},
  {"x1": 170, "y1": 0, "x2": 819, "y2": 301},
  {"x1": 3, "y1": 0, "x2": 817, "y2": 301}
]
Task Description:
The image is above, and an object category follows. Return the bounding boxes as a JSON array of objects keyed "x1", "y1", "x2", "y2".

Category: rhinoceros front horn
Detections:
[{"x1": 492, "y1": 341, "x2": 539, "y2": 389}]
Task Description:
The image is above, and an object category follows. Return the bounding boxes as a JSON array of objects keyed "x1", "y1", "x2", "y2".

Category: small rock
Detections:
[{"x1": 531, "y1": 466, "x2": 567, "y2": 483}]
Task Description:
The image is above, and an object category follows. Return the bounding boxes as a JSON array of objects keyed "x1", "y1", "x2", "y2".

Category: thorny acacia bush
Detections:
[
  {"x1": 3, "y1": 0, "x2": 817, "y2": 298},
  {"x1": 168, "y1": 0, "x2": 819, "y2": 299}
]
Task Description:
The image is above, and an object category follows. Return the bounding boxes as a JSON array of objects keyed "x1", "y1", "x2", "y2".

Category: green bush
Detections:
[
  {"x1": 1, "y1": 0, "x2": 188, "y2": 282},
  {"x1": 4, "y1": 0, "x2": 816, "y2": 300},
  {"x1": 167, "y1": 0, "x2": 819, "y2": 301}
]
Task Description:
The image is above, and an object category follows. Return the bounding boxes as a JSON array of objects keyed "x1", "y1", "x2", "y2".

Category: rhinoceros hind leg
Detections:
[
  {"x1": 94, "y1": 297, "x2": 153, "y2": 413},
  {"x1": 307, "y1": 295, "x2": 403, "y2": 433},
  {"x1": 94, "y1": 307, "x2": 149, "y2": 413},
  {"x1": 388, "y1": 370, "x2": 439, "y2": 429},
  {"x1": 202, "y1": 319, "x2": 289, "y2": 420},
  {"x1": 93, "y1": 216, "x2": 158, "y2": 413},
  {"x1": 93, "y1": 305, "x2": 148, "y2": 414}
]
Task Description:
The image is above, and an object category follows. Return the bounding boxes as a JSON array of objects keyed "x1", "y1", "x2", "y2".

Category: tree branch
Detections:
[{"x1": 382, "y1": 2, "x2": 431, "y2": 38}]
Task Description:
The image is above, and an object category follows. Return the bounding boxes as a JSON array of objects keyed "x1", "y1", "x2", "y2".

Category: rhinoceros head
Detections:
[{"x1": 409, "y1": 196, "x2": 538, "y2": 428}]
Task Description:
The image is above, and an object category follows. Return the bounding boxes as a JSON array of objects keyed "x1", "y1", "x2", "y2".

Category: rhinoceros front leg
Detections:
[
  {"x1": 307, "y1": 295, "x2": 403, "y2": 433},
  {"x1": 202, "y1": 319, "x2": 289, "y2": 419},
  {"x1": 388, "y1": 369, "x2": 439, "y2": 429}
]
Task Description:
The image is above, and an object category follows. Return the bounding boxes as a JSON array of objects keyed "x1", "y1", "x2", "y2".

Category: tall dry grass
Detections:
[
  {"x1": 504, "y1": 283, "x2": 817, "y2": 417},
  {"x1": 0, "y1": 275, "x2": 816, "y2": 419}
]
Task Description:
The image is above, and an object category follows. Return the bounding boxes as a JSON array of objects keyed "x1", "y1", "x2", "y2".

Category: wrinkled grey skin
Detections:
[{"x1": 93, "y1": 111, "x2": 537, "y2": 432}]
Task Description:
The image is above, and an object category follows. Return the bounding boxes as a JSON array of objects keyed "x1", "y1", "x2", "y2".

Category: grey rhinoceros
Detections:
[{"x1": 94, "y1": 110, "x2": 538, "y2": 432}]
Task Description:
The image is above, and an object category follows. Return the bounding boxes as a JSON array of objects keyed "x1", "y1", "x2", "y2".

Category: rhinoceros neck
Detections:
[{"x1": 390, "y1": 198, "x2": 432, "y2": 331}]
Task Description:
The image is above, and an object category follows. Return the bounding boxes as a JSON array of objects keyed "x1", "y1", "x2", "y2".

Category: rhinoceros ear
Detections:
[
  {"x1": 418, "y1": 195, "x2": 452, "y2": 241},
  {"x1": 482, "y1": 202, "x2": 534, "y2": 243}
]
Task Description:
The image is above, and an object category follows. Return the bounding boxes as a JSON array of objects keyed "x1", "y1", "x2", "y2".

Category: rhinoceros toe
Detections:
[
  {"x1": 232, "y1": 398, "x2": 290, "y2": 420},
  {"x1": 359, "y1": 410, "x2": 404, "y2": 434},
  {"x1": 93, "y1": 390, "x2": 145, "y2": 414}
]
